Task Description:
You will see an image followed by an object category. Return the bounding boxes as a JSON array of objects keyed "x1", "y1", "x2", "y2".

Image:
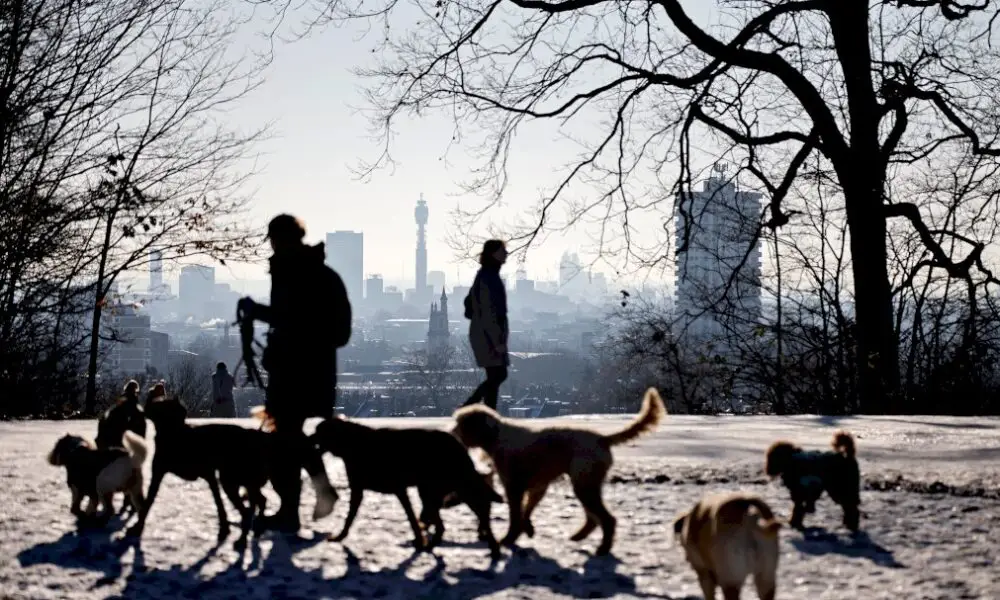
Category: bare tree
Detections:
[
  {"x1": 1, "y1": 0, "x2": 269, "y2": 414},
  {"x1": 261, "y1": 0, "x2": 1000, "y2": 413}
]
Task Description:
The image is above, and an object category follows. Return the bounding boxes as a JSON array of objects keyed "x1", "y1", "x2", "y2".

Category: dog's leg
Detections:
[
  {"x1": 396, "y1": 490, "x2": 428, "y2": 551},
  {"x1": 720, "y1": 584, "x2": 741, "y2": 600},
  {"x1": 329, "y1": 487, "x2": 364, "y2": 542},
  {"x1": 127, "y1": 466, "x2": 165, "y2": 539},
  {"x1": 842, "y1": 503, "x2": 860, "y2": 532},
  {"x1": 467, "y1": 494, "x2": 501, "y2": 559},
  {"x1": 570, "y1": 474, "x2": 616, "y2": 555},
  {"x1": 696, "y1": 569, "x2": 718, "y2": 600},
  {"x1": 500, "y1": 483, "x2": 526, "y2": 547},
  {"x1": 753, "y1": 569, "x2": 777, "y2": 600},
  {"x1": 220, "y1": 479, "x2": 251, "y2": 549},
  {"x1": 417, "y1": 487, "x2": 445, "y2": 544},
  {"x1": 205, "y1": 473, "x2": 230, "y2": 543},
  {"x1": 521, "y1": 484, "x2": 549, "y2": 538},
  {"x1": 789, "y1": 502, "x2": 805, "y2": 530},
  {"x1": 125, "y1": 471, "x2": 145, "y2": 528},
  {"x1": 70, "y1": 485, "x2": 84, "y2": 518}
]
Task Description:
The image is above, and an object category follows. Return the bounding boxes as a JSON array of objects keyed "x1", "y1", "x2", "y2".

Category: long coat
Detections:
[
  {"x1": 467, "y1": 267, "x2": 510, "y2": 368},
  {"x1": 211, "y1": 369, "x2": 236, "y2": 418}
]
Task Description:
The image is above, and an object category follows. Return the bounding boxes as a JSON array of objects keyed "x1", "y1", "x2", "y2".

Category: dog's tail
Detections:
[
  {"x1": 744, "y1": 497, "x2": 782, "y2": 537},
  {"x1": 122, "y1": 430, "x2": 148, "y2": 469},
  {"x1": 603, "y1": 387, "x2": 667, "y2": 447},
  {"x1": 250, "y1": 405, "x2": 276, "y2": 433},
  {"x1": 832, "y1": 430, "x2": 856, "y2": 459}
]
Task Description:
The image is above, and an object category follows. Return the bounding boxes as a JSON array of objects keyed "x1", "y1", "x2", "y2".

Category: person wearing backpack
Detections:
[
  {"x1": 461, "y1": 239, "x2": 510, "y2": 410},
  {"x1": 237, "y1": 214, "x2": 351, "y2": 534}
]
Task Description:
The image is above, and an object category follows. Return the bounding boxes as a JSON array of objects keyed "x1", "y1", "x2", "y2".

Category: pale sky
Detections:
[{"x1": 192, "y1": 0, "x2": 718, "y2": 292}]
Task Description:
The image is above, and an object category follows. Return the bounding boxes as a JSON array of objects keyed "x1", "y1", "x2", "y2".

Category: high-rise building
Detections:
[
  {"x1": 178, "y1": 265, "x2": 215, "y2": 318},
  {"x1": 415, "y1": 194, "x2": 429, "y2": 288},
  {"x1": 149, "y1": 250, "x2": 163, "y2": 292},
  {"x1": 326, "y1": 231, "x2": 364, "y2": 305},
  {"x1": 674, "y1": 162, "x2": 762, "y2": 343},
  {"x1": 427, "y1": 270, "x2": 445, "y2": 292}
]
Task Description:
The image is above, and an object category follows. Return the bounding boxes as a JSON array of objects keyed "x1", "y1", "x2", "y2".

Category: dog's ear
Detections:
[{"x1": 672, "y1": 512, "x2": 688, "y2": 537}]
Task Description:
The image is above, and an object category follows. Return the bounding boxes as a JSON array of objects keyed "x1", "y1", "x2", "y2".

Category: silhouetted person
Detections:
[
  {"x1": 238, "y1": 214, "x2": 351, "y2": 533},
  {"x1": 461, "y1": 239, "x2": 510, "y2": 410},
  {"x1": 211, "y1": 362, "x2": 236, "y2": 418}
]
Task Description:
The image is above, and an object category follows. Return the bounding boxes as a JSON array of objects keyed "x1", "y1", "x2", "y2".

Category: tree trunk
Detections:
[
  {"x1": 83, "y1": 208, "x2": 117, "y2": 415},
  {"x1": 843, "y1": 187, "x2": 900, "y2": 414}
]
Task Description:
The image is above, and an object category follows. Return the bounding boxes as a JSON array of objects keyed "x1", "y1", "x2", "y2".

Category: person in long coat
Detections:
[
  {"x1": 210, "y1": 362, "x2": 236, "y2": 418},
  {"x1": 461, "y1": 239, "x2": 510, "y2": 410}
]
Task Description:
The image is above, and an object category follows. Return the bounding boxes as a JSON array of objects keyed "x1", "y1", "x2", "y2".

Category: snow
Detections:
[{"x1": 1, "y1": 415, "x2": 998, "y2": 599}]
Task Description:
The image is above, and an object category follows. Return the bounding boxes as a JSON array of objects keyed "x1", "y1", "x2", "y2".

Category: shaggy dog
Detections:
[
  {"x1": 765, "y1": 430, "x2": 860, "y2": 531},
  {"x1": 673, "y1": 492, "x2": 781, "y2": 600},
  {"x1": 95, "y1": 380, "x2": 148, "y2": 516},
  {"x1": 47, "y1": 431, "x2": 147, "y2": 525},
  {"x1": 126, "y1": 391, "x2": 274, "y2": 548},
  {"x1": 310, "y1": 417, "x2": 503, "y2": 557},
  {"x1": 451, "y1": 387, "x2": 667, "y2": 555}
]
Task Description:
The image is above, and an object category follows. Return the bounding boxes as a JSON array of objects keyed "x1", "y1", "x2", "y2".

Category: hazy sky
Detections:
[{"x1": 192, "y1": 0, "x2": 717, "y2": 292}]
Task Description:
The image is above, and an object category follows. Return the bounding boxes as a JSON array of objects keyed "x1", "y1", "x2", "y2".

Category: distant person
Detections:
[
  {"x1": 211, "y1": 362, "x2": 236, "y2": 418},
  {"x1": 461, "y1": 239, "x2": 510, "y2": 410},
  {"x1": 238, "y1": 213, "x2": 352, "y2": 534}
]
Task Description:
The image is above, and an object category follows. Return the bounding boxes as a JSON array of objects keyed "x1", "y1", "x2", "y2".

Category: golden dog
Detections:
[
  {"x1": 47, "y1": 431, "x2": 147, "y2": 524},
  {"x1": 673, "y1": 492, "x2": 781, "y2": 600},
  {"x1": 451, "y1": 387, "x2": 666, "y2": 555}
]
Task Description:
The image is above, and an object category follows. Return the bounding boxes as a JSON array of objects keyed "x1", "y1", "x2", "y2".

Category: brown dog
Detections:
[
  {"x1": 673, "y1": 492, "x2": 781, "y2": 600},
  {"x1": 451, "y1": 387, "x2": 666, "y2": 555},
  {"x1": 48, "y1": 431, "x2": 147, "y2": 525},
  {"x1": 765, "y1": 430, "x2": 860, "y2": 531}
]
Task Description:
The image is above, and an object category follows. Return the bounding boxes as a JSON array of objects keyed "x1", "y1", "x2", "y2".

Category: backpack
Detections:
[{"x1": 463, "y1": 273, "x2": 480, "y2": 319}]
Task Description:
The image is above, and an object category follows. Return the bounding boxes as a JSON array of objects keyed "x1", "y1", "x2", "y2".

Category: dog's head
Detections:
[
  {"x1": 451, "y1": 405, "x2": 502, "y2": 450},
  {"x1": 47, "y1": 434, "x2": 94, "y2": 467},
  {"x1": 764, "y1": 440, "x2": 801, "y2": 478},
  {"x1": 144, "y1": 396, "x2": 188, "y2": 431},
  {"x1": 312, "y1": 416, "x2": 365, "y2": 456}
]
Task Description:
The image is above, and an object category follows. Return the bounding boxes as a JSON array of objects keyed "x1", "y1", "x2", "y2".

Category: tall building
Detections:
[
  {"x1": 105, "y1": 303, "x2": 153, "y2": 374},
  {"x1": 326, "y1": 231, "x2": 364, "y2": 306},
  {"x1": 149, "y1": 250, "x2": 163, "y2": 292},
  {"x1": 178, "y1": 265, "x2": 215, "y2": 318},
  {"x1": 674, "y1": 163, "x2": 762, "y2": 343},
  {"x1": 427, "y1": 287, "x2": 451, "y2": 362},
  {"x1": 427, "y1": 270, "x2": 445, "y2": 292},
  {"x1": 415, "y1": 195, "x2": 429, "y2": 299}
]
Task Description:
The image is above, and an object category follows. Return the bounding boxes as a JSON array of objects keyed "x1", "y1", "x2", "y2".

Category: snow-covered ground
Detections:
[{"x1": 1, "y1": 415, "x2": 998, "y2": 599}]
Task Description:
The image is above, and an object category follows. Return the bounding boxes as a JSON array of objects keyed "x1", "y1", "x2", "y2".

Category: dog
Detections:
[
  {"x1": 673, "y1": 492, "x2": 781, "y2": 600},
  {"x1": 765, "y1": 430, "x2": 860, "y2": 531},
  {"x1": 126, "y1": 391, "x2": 274, "y2": 548},
  {"x1": 47, "y1": 431, "x2": 147, "y2": 525},
  {"x1": 451, "y1": 387, "x2": 666, "y2": 555},
  {"x1": 310, "y1": 417, "x2": 503, "y2": 558},
  {"x1": 95, "y1": 380, "x2": 148, "y2": 516}
]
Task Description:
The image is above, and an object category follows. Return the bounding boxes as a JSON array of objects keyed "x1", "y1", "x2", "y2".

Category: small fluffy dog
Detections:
[
  {"x1": 311, "y1": 417, "x2": 503, "y2": 558},
  {"x1": 126, "y1": 391, "x2": 274, "y2": 548},
  {"x1": 95, "y1": 380, "x2": 148, "y2": 516},
  {"x1": 673, "y1": 492, "x2": 781, "y2": 600},
  {"x1": 765, "y1": 430, "x2": 860, "y2": 531},
  {"x1": 451, "y1": 387, "x2": 667, "y2": 555},
  {"x1": 47, "y1": 431, "x2": 147, "y2": 525}
]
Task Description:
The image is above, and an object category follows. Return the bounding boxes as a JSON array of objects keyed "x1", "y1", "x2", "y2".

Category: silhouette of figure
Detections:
[
  {"x1": 210, "y1": 362, "x2": 236, "y2": 418},
  {"x1": 237, "y1": 214, "x2": 351, "y2": 533},
  {"x1": 96, "y1": 379, "x2": 147, "y2": 449},
  {"x1": 461, "y1": 239, "x2": 510, "y2": 410}
]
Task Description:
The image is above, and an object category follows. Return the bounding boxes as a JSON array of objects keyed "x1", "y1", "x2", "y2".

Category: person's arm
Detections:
[
  {"x1": 481, "y1": 274, "x2": 506, "y2": 351},
  {"x1": 238, "y1": 297, "x2": 272, "y2": 323}
]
